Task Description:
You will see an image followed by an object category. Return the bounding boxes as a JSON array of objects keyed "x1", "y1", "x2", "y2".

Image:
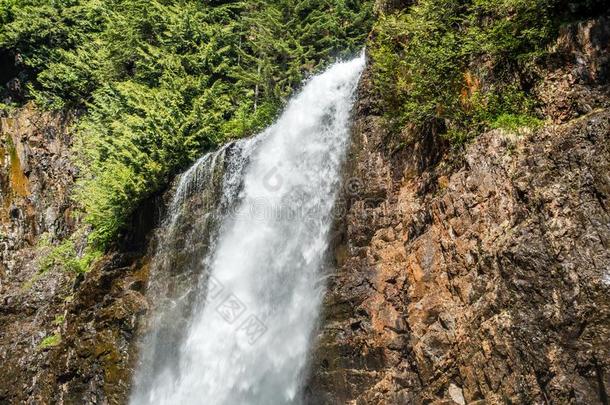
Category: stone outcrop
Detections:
[
  {"x1": 306, "y1": 17, "x2": 610, "y2": 405},
  {"x1": 0, "y1": 106, "x2": 77, "y2": 402},
  {"x1": 0, "y1": 106, "x2": 76, "y2": 258},
  {"x1": 0, "y1": 106, "x2": 155, "y2": 404}
]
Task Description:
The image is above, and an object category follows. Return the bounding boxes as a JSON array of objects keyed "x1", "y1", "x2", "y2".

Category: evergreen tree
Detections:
[{"x1": 0, "y1": 0, "x2": 373, "y2": 248}]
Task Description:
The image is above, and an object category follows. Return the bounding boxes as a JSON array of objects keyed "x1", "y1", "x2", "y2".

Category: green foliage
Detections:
[
  {"x1": 52, "y1": 314, "x2": 65, "y2": 326},
  {"x1": 36, "y1": 232, "x2": 53, "y2": 248},
  {"x1": 491, "y1": 113, "x2": 543, "y2": 132},
  {"x1": 369, "y1": 0, "x2": 563, "y2": 143},
  {"x1": 38, "y1": 332, "x2": 61, "y2": 349},
  {"x1": 0, "y1": 0, "x2": 17, "y2": 24},
  {"x1": 0, "y1": 0, "x2": 105, "y2": 93},
  {"x1": 39, "y1": 237, "x2": 100, "y2": 274},
  {"x1": 1, "y1": 0, "x2": 373, "y2": 248}
]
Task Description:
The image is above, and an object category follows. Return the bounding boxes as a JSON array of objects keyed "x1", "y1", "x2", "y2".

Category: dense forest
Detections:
[
  {"x1": 0, "y1": 0, "x2": 604, "y2": 255},
  {"x1": 1, "y1": 0, "x2": 373, "y2": 251}
]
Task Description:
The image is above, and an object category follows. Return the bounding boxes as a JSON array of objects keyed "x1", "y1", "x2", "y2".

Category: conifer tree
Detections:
[{"x1": 1, "y1": 0, "x2": 373, "y2": 248}]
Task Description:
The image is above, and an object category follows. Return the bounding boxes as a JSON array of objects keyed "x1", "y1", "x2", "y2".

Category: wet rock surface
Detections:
[{"x1": 306, "y1": 18, "x2": 610, "y2": 405}]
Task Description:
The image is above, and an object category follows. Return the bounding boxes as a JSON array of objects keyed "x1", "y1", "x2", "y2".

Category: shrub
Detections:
[
  {"x1": 38, "y1": 237, "x2": 100, "y2": 274},
  {"x1": 52, "y1": 315, "x2": 65, "y2": 326},
  {"x1": 38, "y1": 332, "x2": 61, "y2": 349},
  {"x1": 369, "y1": 0, "x2": 562, "y2": 144},
  {"x1": 491, "y1": 113, "x2": 543, "y2": 133}
]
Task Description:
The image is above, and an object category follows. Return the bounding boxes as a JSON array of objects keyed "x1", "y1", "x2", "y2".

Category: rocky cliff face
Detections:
[
  {"x1": 0, "y1": 106, "x2": 78, "y2": 402},
  {"x1": 306, "y1": 17, "x2": 610, "y2": 405},
  {"x1": 0, "y1": 106, "x2": 75, "y2": 260},
  {"x1": 0, "y1": 106, "x2": 155, "y2": 403}
]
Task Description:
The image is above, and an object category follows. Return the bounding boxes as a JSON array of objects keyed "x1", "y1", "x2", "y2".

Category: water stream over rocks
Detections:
[{"x1": 130, "y1": 53, "x2": 365, "y2": 405}]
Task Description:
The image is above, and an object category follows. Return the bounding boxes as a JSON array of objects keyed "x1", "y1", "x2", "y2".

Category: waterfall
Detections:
[{"x1": 130, "y1": 52, "x2": 365, "y2": 405}]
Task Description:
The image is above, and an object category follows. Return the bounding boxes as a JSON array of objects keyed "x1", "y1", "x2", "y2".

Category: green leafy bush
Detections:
[
  {"x1": 52, "y1": 315, "x2": 65, "y2": 326},
  {"x1": 39, "y1": 237, "x2": 100, "y2": 274},
  {"x1": 0, "y1": 0, "x2": 105, "y2": 93},
  {"x1": 0, "y1": 0, "x2": 17, "y2": 24},
  {"x1": 369, "y1": 0, "x2": 564, "y2": 143},
  {"x1": 491, "y1": 113, "x2": 543, "y2": 133},
  {"x1": 38, "y1": 332, "x2": 61, "y2": 349}
]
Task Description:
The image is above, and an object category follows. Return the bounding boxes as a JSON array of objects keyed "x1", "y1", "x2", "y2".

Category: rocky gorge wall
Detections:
[
  {"x1": 0, "y1": 106, "x2": 79, "y2": 402},
  {"x1": 306, "y1": 17, "x2": 610, "y2": 405},
  {"x1": 0, "y1": 14, "x2": 608, "y2": 405},
  {"x1": 0, "y1": 106, "x2": 156, "y2": 403}
]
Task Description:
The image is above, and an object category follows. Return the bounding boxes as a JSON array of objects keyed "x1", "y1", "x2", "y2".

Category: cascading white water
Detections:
[{"x1": 131, "y1": 52, "x2": 365, "y2": 405}]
